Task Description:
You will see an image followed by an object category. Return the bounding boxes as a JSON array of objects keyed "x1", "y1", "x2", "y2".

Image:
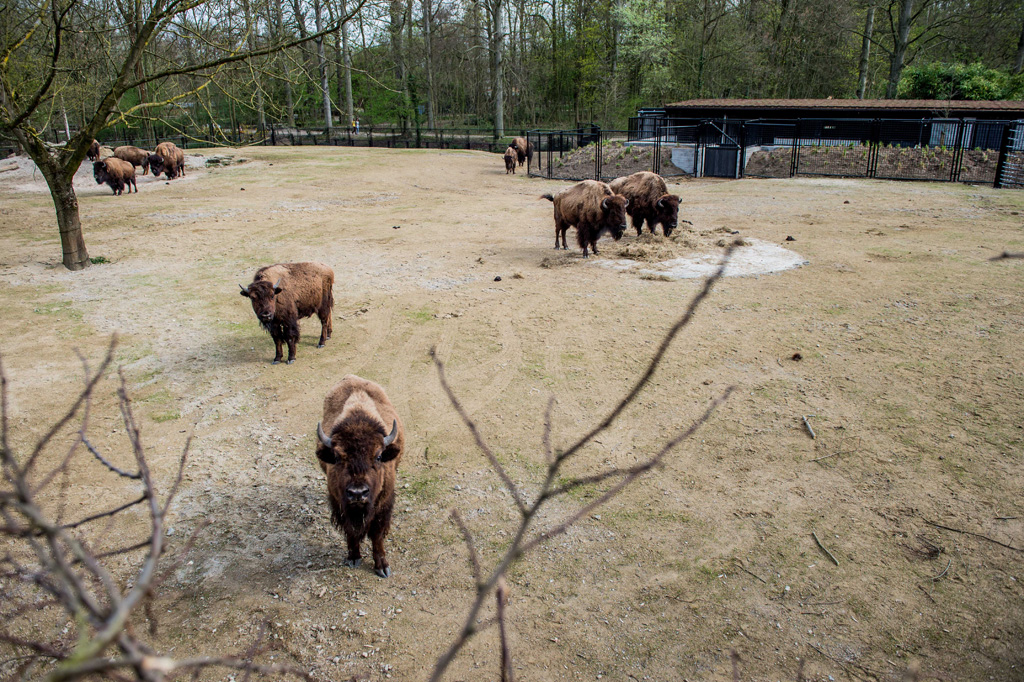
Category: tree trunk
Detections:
[
  {"x1": 18, "y1": 132, "x2": 90, "y2": 270},
  {"x1": 314, "y1": 0, "x2": 333, "y2": 131},
  {"x1": 389, "y1": 0, "x2": 411, "y2": 132},
  {"x1": 423, "y1": 0, "x2": 436, "y2": 129},
  {"x1": 885, "y1": 0, "x2": 914, "y2": 99},
  {"x1": 1014, "y1": 18, "x2": 1024, "y2": 75},
  {"x1": 342, "y1": 18, "x2": 354, "y2": 127},
  {"x1": 489, "y1": 0, "x2": 504, "y2": 137},
  {"x1": 242, "y1": 0, "x2": 265, "y2": 131},
  {"x1": 856, "y1": 7, "x2": 875, "y2": 99},
  {"x1": 275, "y1": 1, "x2": 296, "y2": 125}
]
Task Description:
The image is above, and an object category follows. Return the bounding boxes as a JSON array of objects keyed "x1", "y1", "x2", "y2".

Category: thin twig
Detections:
[
  {"x1": 731, "y1": 558, "x2": 767, "y2": 584},
  {"x1": 930, "y1": 558, "x2": 951, "y2": 581},
  {"x1": 496, "y1": 578, "x2": 513, "y2": 682},
  {"x1": 812, "y1": 531, "x2": 840, "y2": 566},
  {"x1": 431, "y1": 349, "x2": 527, "y2": 515},
  {"x1": 802, "y1": 415, "x2": 816, "y2": 440},
  {"x1": 450, "y1": 509, "x2": 482, "y2": 586},
  {"x1": 916, "y1": 584, "x2": 936, "y2": 604},
  {"x1": 81, "y1": 438, "x2": 142, "y2": 480},
  {"x1": 924, "y1": 519, "x2": 1023, "y2": 553}
]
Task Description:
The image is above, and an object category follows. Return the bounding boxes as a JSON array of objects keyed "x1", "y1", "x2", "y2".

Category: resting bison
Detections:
[
  {"x1": 87, "y1": 139, "x2": 101, "y2": 162},
  {"x1": 541, "y1": 180, "x2": 628, "y2": 257},
  {"x1": 93, "y1": 158, "x2": 137, "y2": 195},
  {"x1": 239, "y1": 262, "x2": 334, "y2": 364},
  {"x1": 113, "y1": 145, "x2": 151, "y2": 174},
  {"x1": 503, "y1": 146, "x2": 517, "y2": 174},
  {"x1": 608, "y1": 171, "x2": 685, "y2": 237},
  {"x1": 148, "y1": 141, "x2": 185, "y2": 179},
  {"x1": 510, "y1": 136, "x2": 533, "y2": 166},
  {"x1": 316, "y1": 375, "x2": 405, "y2": 578}
]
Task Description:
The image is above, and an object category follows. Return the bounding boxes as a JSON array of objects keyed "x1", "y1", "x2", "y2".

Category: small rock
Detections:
[
  {"x1": 843, "y1": 200, "x2": 850, "y2": 204},
  {"x1": 392, "y1": 225, "x2": 401, "y2": 229},
  {"x1": 786, "y1": 235, "x2": 795, "y2": 241},
  {"x1": 792, "y1": 352, "x2": 803, "y2": 361},
  {"x1": 240, "y1": 187, "x2": 245, "y2": 191},
  {"x1": 702, "y1": 379, "x2": 713, "y2": 385},
  {"x1": 166, "y1": 527, "x2": 176, "y2": 536},
  {"x1": 730, "y1": 230, "x2": 739, "y2": 235},
  {"x1": 494, "y1": 276, "x2": 502, "y2": 282},
  {"x1": 453, "y1": 485, "x2": 462, "y2": 491}
]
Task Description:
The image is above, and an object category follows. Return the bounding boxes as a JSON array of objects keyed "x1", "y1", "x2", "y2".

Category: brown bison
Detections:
[
  {"x1": 87, "y1": 139, "x2": 101, "y2": 162},
  {"x1": 541, "y1": 180, "x2": 628, "y2": 257},
  {"x1": 239, "y1": 262, "x2": 334, "y2": 364},
  {"x1": 510, "y1": 136, "x2": 533, "y2": 167},
  {"x1": 608, "y1": 171, "x2": 686, "y2": 237},
  {"x1": 315, "y1": 375, "x2": 405, "y2": 578},
  {"x1": 113, "y1": 145, "x2": 151, "y2": 174},
  {"x1": 503, "y1": 146, "x2": 517, "y2": 174},
  {"x1": 148, "y1": 141, "x2": 185, "y2": 179},
  {"x1": 93, "y1": 158, "x2": 137, "y2": 195}
]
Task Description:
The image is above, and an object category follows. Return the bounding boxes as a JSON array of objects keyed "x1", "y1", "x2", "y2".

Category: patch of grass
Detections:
[
  {"x1": 151, "y1": 409, "x2": 181, "y2": 423},
  {"x1": 89, "y1": 256, "x2": 109, "y2": 264},
  {"x1": 32, "y1": 301, "x2": 82, "y2": 320},
  {"x1": 403, "y1": 308, "x2": 434, "y2": 323},
  {"x1": 404, "y1": 472, "x2": 442, "y2": 503}
]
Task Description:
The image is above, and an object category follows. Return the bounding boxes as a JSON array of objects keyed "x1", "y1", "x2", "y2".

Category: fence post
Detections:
[
  {"x1": 789, "y1": 119, "x2": 801, "y2": 177},
  {"x1": 868, "y1": 119, "x2": 881, "y2": 178},
  {"x1": 993, "y1": 121, "x2": 1015, "y2": 189},
  {"x1": 738, "y1": 122, "x2": 746, "y2": 178},
  {"x1": 950, "y1": 119, "x2": 964, "y2": 183}
]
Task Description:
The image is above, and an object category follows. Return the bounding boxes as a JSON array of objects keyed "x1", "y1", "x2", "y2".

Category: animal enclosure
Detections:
[{"x1": 1, "y1": 146, "x2": 1022, "y2": 681}]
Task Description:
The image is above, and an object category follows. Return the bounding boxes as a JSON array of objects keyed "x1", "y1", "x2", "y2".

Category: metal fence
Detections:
[
  {"x1": 533, "y1": 117, "x2": 1022, "y2": 188},
  {"x1": 0, "y1": 124, "x2": 519, "y2": 157}
]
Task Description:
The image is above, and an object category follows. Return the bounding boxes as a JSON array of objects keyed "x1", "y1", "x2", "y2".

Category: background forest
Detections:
[{"x1": 3, "y1": 0, "x2": 1024, "y2": 143}]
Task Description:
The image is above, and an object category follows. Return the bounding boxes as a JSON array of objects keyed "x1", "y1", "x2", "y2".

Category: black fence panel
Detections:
[
  {"x1": 742, "y1": 122, "x2": 797, "y2": 178},
  {"x1": 995, "y1": 121, "x2": 1024, "y2": 189}
]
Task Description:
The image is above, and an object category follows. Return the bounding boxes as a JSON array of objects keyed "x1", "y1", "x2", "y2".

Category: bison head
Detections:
[
  {"x1": 147, "y1": 154, "x2": 165, "y2": 177},
  {"x1": 316, "y1": 417, "x2": 399, "y2": 514},
  {"x1": 239, "y1": 280, "x2": 283, "y2": 325},
  {"x1": 655, "y1": 194, "x2": 682, "y2": 237},
  {"x1": 601, "y1": 195, "x2": 629, "y2": 241},
  {"x1": 93, "y1": 161, "x2": 109, "y2": 185}
]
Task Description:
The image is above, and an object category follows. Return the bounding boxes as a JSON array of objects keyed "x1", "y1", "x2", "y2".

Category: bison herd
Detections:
[
  {"x1": 88, "y1": 139, "x2": 186, "y2": 195},
  {"x1": 83, "y1": 138, "x2": 691, "y2": 580}
]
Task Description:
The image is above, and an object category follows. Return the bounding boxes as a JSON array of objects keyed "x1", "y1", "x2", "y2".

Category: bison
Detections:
[
  {"x1": 93, "y1": 158, "x2": 137, "y2": 195},
  {"x1": 113, "y1": 145, "x2": 151, "y2": 174},
  {"x1": 608, "y1": 171, "x2": 687, "y2": 237},
  {"x1": 87, "y1": 139, "x2": 101, "y2": 162},
  {"x1": 510, "y1": 136, "x2": 533, "y2": 167},
  {"x1": 148, "y1": 141, "x2": 185, "y2": 179},
  {"x1": 503, "y1": 146, "x2": 517, "y2": 174},
  {"x1": 315, "y1": 375, "x2": 405, "y2": 578},
  {"x1": 239, "y1": 262, "x2": 334, "y2": 364},
  {"x1": 541, "y1": 180, "x2": 628, "y2": 257}
]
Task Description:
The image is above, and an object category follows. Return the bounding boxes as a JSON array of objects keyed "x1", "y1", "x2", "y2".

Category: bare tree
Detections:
[
  {"x1": 856, "y1": 6, "x2": 875, "y2": 99},
  {"x1": 0, "y1": 0, "x2": 365, "y2": 271},
  {"x1": 0, "y1": 339, "x2": 310, "y2": 681},
  {"x1": 428, "y1": 247, "x2": 737, "y2": 680}
]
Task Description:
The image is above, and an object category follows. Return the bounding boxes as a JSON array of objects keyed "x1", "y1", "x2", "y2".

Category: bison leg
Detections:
[
  {"x1": 272, "y1": 337, "x2": 284, "y2": 364},
  {"x1": 286, "y1": 321, "x2": 299, "y2": 363},
  {"x1": 344, "y1": 531, "x2": 363, "y2": 568},
  {"x1": 369, "y1": 506, "x2": 393, "y2": 578},
  {"x1": 634, "y1": 215, "x2": 644, "y2": 236}
]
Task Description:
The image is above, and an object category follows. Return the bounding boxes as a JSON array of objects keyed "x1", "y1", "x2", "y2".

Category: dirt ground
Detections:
[{"x1": 1, "y1": 146, "x2": 1023, "y2": 682}]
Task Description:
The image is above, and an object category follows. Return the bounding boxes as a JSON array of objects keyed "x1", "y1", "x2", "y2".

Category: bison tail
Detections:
[{"x1": 540, "y1": 193, "x2": 554, "y2": 202}]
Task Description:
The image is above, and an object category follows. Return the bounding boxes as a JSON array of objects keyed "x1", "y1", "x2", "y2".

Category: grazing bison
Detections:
[
  {"x1": 503, "y1": 146, "x2": 517, "y2": 174},
  {"x1": 541, "y1": 180, "x2": 628, "y2": 257},
  {"x1": 113, "y1": 145, "x2": 151, "y2": 174},
  {"x1": 148, "y1": 141, "x2": 185, "y2": 179},
  {"x1": 87, "y1": 139, "x2": 101, "y2": 162},
  {"x1": 315, "y1": 375, "x2": 405, "y2": 578},
  {"x1": 609, "y1": 171, "x2": 685, "y2": 237},
  {"x1": 93, "y1": 158, "x2": 137, "y2": 195},
  {"x1": 510, "y1": 136, "x2": 533, "y2": 167},
  {"x1": 239, "y1": 262, "x2": 334, "y2": 364}
]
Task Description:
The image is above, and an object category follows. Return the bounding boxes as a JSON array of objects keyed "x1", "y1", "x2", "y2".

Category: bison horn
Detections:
[
  {"x1": 656, "y1": 198, "x2": 664, "y2": 210},
  {"x1": 382, "y1": 420, "x2": 398, "y2": 447},
  {"x1": 601, "y1": 197, "x2": 610, "y2": 210},
  {"x1": 239, "y1": 283, "x2": 248, "y2": 293},
  {"x1": 317, "y1": 422, "x2": 333, "y2": 448}
]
